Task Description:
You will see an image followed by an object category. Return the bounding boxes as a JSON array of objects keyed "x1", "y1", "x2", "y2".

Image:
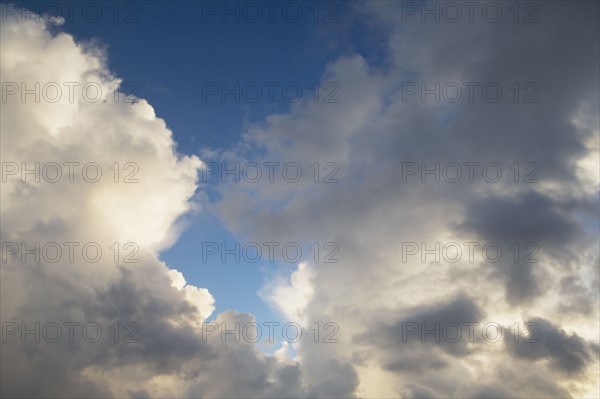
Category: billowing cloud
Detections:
[
  {"x1": 204, "y1": 1, "x2": 599, "y2": 397},
  {"x1": 1, "y1": 2, "x2": 599, "y2": 398},
  {"x1": 0, "y1": 9, "x2": 310, "y2": 398}
]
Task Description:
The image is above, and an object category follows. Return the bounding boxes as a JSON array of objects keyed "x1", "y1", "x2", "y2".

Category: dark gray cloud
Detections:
[
  {"x1": 355, "y1": 294, "x2": 484, "y2": 379},
  {"x1": 504, "y1": 317, "x2": 596, "y2": 375},
  {"x1": 457, "y1": 191, "x2": 594, "y2": 306},
  {"x1": 388, "y1": 295, "x2": 483, "y2": 355},
  {"x1": 459, "y1": 192, "x2": 581, "y2": 247}
]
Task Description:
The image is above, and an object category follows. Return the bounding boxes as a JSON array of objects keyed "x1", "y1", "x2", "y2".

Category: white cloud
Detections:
[
  {"x1": 261, "y1": 262, "x2": 315, "y2": 326},
  {"x1": 0, "y1": 10, "x2": 309, "y2": 398}
]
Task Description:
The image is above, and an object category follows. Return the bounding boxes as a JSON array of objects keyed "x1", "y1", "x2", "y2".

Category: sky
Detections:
[
  {"x1": 1, "y1": 1, "x2": 599, "y2": 398},
  {"x1": 30, "y1": 0, "x2": 355, "y2": 326}
]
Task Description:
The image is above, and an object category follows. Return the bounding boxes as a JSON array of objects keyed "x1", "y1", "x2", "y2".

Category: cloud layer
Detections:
[
  {"x1": 1, "y1": 2, "x2": 599, "y2": 398},
  {"x1": 206, "y1": 1, "x2": 599, "y2": 397}
]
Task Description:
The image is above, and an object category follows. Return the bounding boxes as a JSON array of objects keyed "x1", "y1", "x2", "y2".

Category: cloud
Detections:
[
  {"x1": 1, "y1": 2, "x2": 599, "y2": 398},
  {"x1": 260, "y1": 262, "x2": 315, "y2": 326},
  {"x1": 504, "y1": 317, "x2": 597, "y2": 375},
  {"x1": 204, "y1": 1, "x2": 600, "y2": 397},
  {"x1": 0, "y1": 9, "x2": 309, "y2": 398},
  {"x1": 379, "y1": 295, "x2": 484, "y2": 358}
]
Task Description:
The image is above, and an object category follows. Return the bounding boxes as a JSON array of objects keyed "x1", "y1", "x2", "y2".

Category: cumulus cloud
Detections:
[{"x1": 0, "y1": 9, "x2": 309, "y2": 398}]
